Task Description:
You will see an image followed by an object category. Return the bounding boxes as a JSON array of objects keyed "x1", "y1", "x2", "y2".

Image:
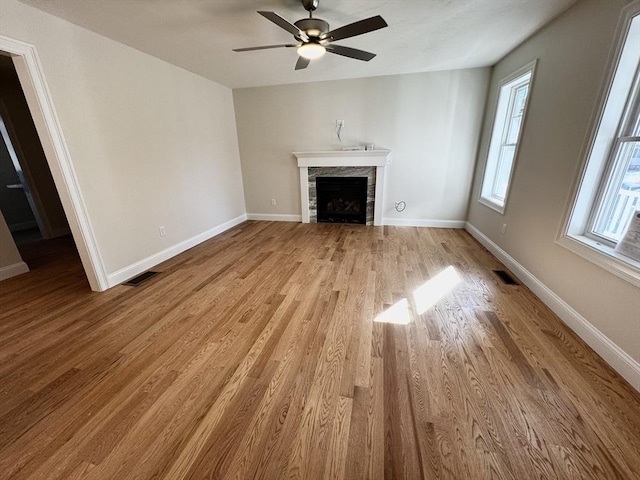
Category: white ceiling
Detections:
[{"x1": 19, "y1": 0, "x2": 580, "y2": 89}]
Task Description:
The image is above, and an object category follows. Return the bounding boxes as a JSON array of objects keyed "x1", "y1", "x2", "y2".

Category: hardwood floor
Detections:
[{"x1": 1, "y1": 221, "x2": 639, "y2": 479}]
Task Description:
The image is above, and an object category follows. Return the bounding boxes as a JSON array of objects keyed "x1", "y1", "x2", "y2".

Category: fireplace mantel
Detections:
[
  {"x1": 294, "y1": 150, "x2": 392, "y2": 226},
  {"x1": 294, "y1": 149, "x2": 392, "y2": 167}
]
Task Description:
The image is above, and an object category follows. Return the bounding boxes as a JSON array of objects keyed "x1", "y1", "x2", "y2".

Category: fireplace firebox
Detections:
[{"x1": 316, "y1": 176, "x2": 367, "y2": 224}]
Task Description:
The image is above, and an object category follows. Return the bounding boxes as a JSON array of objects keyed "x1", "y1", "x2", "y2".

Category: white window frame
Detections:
[
  {"x1": 479, "y1": 60, "x2": 537, "y2": 214},
  {"x1": 557, "y1": 0, "x2": 640, "y2": 287}
]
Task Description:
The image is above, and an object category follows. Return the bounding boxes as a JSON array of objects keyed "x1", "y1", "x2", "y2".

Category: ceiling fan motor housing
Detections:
[
  {"x1": 294, "y1": 18, "x2": 330, "y2": 39},
  {"x1": 301, "y1": 0, "x2": 319, "y2": 12}
]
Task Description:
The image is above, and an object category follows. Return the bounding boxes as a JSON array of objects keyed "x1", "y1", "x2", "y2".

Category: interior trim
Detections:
[
  {"x1": 0, "y1": 35, "x2": 108, "y2": 291},
  {"x1": 383, "y1": 218, "x2": 466, "y2": 228},
  {"x1": 0, "y1": 261, "x2": 29, "y2": 281},
  {"x1": 247, "y1": 214, "x2": 302, "y2": 222},
  {"x1": 466, "y1": 222, "x2": 640, "y2": 391},
  {"x1": 106, "y1": 214, "x2": 248, "y2": 288}
]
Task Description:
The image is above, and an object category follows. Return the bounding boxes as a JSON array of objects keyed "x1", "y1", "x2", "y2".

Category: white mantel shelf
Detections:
[
  {"x1": 294, "y1": 149, "x2": 392, "y2": 167},
  {"x1": 295, "y1": 150, "x2": 392, "y2": 226}
]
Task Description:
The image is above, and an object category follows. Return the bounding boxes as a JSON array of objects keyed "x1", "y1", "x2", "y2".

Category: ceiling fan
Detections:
[{"x1": 233, "y1": 0, "x2": 388, "y2": 70}]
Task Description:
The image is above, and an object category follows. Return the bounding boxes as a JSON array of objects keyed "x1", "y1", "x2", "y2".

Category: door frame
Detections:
[{"x1": 0, "y1": 35, "x2": 108, "y2": 291}]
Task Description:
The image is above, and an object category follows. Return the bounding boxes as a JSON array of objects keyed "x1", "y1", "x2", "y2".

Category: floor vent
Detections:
[
  {"x1": 123, "y1": 271, "x2": 158, "y2": 286},
  {"x1": 493, "y1": 270, "x2": 518, "y2": 285}
]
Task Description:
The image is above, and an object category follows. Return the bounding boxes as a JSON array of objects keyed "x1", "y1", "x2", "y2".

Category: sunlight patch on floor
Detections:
[
  {"x1": 413, "y1": 265, "x2": 461, "y2": 314},
  {"x1": 374, "y1": 298, "x2": 411, "y2": 325},
  {"x1": 373, "y1": 266, "x2": 461, "y2": 325}
]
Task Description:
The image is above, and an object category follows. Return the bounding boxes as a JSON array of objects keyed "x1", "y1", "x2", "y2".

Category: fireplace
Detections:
[
  {"x1": 316, "y1": 176, "x2": 367, "y2": 224},
  {"x1": 294, "y1": 149, "x2": 392, "y2": 226}
]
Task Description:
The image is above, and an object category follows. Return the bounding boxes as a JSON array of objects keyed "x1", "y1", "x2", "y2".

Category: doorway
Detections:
[
  {"x1": 0, "y1": 114, "x2": 42, "y2": 246},
  {"x1": 0, "y1": 54, "x2": 74, "y2": 275},
  {"x1": 0, "y1": 55, "x2": 70, "y2": 246},
  {"x1": 0, "y1": 36, "x2": 106, "y2": 291}
]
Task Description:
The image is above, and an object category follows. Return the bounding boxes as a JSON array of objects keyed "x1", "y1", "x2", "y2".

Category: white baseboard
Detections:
[
  {"x1": 9, "y1": 220, "x2": 38, "y2": 232},
  {"x1": 465, "y1": 222, "x2": 640, "y2": 391},
  {"x1": 245, "y1": 215, "x2": 466, "y2": 228},
  {"x1": 0, "y1": 261, "x2": 29, "y2": 281},
  {"x1": 106, "y1": 214, "x2": 247, "y2": 288},
  {"x1": 41, "y1": 226, "x2": 72, "y2": 240},
  {"x1": 49, "y1": 226, "x2": 72, "y2": 237},
  {"x1": 247, "y1": 213, "x2": 302, "y2": 222},
  {"x1": 383, "y1": 218, "x2": 466, "y2": 228}
]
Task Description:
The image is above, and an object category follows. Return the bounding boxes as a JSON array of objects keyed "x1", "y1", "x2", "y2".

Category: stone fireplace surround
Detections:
[
  {"x1": 294, "y1": 150, "x2": 392, "y2": 226},
  {"x1": 311, "y1": 167, "x2": 374, "y2": 225}
]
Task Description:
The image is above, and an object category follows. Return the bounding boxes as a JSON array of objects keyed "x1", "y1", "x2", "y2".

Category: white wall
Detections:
[
  {"x1": 467, "y1": 0, "x2": 640, "y2": 369},
  {"x1": 0, "y1": 209, "x2": 22, "y2": 265},
  {"x1": 0, "y1": 0, "x2": 246, "y2": 287},
  {"x1": 234, "y1": 69, "x2": 489, "y2": 225},
  {"x1": 0, "y1": 209, "x2": 28, "y2": 280}
]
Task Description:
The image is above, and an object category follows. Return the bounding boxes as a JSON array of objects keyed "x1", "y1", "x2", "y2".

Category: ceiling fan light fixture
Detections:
[
  {"x1": 234, "y1": 3, "x2": 387, "y2": 71},
  {"x1": 297, "y1": 42, "x2": 326, "y2": 59}
]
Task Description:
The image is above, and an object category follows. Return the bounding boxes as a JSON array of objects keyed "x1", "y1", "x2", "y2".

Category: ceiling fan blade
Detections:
[
  {"x1": 295, "y1": 56, "x2": 310, "y2": 70},
  {"x1": 233, "y1": 44, "x2": 297, "y2": 52},
  {"x1": 258, "y1": 11, "x2": 307, "y2": 40},
  {"x1": 326, "y1": 45, "x2": 376, "y2": 61},
  {"x1": 322, "y1": 15, "x2": 387, "y2": 43}
]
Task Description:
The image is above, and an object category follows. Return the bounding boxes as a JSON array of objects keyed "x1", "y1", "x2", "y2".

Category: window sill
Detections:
[
  {"x1": 478, "y1": 196, "x2": 506, "y2": 214},
  {"x1": 556, "y1": 233, "x2": 640, "y2": 287}
]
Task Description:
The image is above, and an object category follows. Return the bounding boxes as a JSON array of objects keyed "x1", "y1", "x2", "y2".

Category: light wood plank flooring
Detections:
[{"x1": 1, "y1": 221, "x2": 639, "y2": 479}]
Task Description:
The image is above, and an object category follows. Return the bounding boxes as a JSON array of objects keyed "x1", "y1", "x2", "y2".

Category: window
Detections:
[
  {"x1": 559, "y1": 2, "x2": 640, "y2": 286},
  {"x1": 592, "y1": 137, "x2": 640, "y2": 244},
  {"x1": 479, "y1": 61, "x2": 537, "y2": 213}
]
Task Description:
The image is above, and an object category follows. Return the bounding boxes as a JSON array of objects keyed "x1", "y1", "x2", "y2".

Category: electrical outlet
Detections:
[
  {"x1": 159, "y1": 226, "x2": 166, "y2": 237},
  {"x1": 271, "y1": 198, "x2": 277, "y2": 206},
  {"x1": 501, "y1": 223, "x2": 507, "y2": 234}
]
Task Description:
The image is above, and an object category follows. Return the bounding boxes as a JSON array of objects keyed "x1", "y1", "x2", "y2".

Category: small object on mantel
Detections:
[
  {"x1": 366, "y1": 144, "x2": 375, "y2": 151},
  {"x1": 341, "y1": 146, "x2": 365, "y2": 151}
]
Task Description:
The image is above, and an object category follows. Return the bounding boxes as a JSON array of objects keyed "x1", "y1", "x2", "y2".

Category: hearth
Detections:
[{"x1": 316, "y1": 176, "x2": 367, "y2": 224}]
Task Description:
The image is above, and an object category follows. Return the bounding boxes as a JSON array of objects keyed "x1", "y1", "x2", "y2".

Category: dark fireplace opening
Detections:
[{"x1": 316, "y1": 176, "x2": 367, "y2": 224}]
